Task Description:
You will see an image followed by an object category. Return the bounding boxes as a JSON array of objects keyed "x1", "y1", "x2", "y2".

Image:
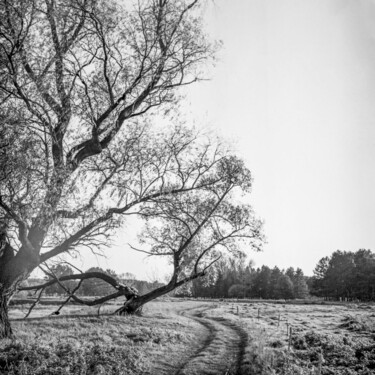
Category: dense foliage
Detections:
[
  {"x1": 311, "y1": 249, "x2": 375, "y2": 301},
  {"x1": 190, "y1": 260, "x2": 309, "y2": 300}
]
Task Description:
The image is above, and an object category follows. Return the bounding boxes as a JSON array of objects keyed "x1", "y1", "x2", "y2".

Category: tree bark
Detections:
[
  {"x1": 0, "y1": 242, "x2": 38, "y2": 339},
  {"x1": 118, "y1": 286, "x2": 174, "y2": 315},
  {"x1": 0, "y1": 291, "x2": 12, "y2": 338}
]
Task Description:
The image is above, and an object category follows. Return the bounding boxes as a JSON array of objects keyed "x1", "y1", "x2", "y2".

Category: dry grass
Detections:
[
  {"x1": 206, "y1": 301, "x2": 375, "y2": 374},
  {"x1": 4, "y1": 299, "x2": 375, "y2": 374},
  {"x1": 3, "y1": 299, "x2": 205, "y2": 375}
]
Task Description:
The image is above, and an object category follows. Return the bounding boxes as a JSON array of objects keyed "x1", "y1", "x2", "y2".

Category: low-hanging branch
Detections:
[
  {"x1": 19, "y1": 272, "x2": 135, "y2": 293},
  {"x1": 18, "y1": 270, "x2": 140, "y2": 317}
]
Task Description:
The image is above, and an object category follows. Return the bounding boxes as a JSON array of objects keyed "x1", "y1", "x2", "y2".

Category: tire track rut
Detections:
[{"x1": 175, "y1": 306, "x2": 248, "y2": 375}]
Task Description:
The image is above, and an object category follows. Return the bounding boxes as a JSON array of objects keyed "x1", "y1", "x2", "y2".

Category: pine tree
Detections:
[{"x1": 293, "y1": 268, "x2": 309, "y2": 299}]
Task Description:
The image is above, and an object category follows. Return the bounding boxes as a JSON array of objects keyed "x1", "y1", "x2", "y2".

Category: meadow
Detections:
[{"x1": 1, "y1": 299, "x2": 375, "y2": 374}]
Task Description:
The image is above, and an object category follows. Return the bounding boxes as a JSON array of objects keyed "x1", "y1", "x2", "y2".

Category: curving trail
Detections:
[{"x1": 174, "y1": 305, "x2": 248, "y2": 375}]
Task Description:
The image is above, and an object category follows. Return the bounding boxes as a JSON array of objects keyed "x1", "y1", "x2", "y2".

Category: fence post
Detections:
[
  {"x1": 317, "y1": 352, "x2": 323, "y2": 375},
  {"x1": 288, "y1": 326, "x2": 293, "y2": 351}
]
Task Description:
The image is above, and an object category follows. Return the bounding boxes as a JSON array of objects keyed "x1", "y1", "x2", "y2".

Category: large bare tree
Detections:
[
  {"x1": 0, "y1": 0, "x2": 263, "y2": 338},
  {"x1": 21, "y1": 154, "x2": 264, "y2": 316}
]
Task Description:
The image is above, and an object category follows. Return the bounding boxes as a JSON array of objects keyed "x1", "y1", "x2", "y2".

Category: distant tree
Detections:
[
  {"x1": 292, "y1": 268, "x2": 309, "y2": 299},
  {"x1": 312, "y1": 256, "x2": 330, "y2": 297},
  {"x1": 79, "y1": 267, "x2": 119, "y2": 296},
  {"x1": 214, "y1": 263, "x2": 227, "y2": 298},
  {"x1": 242, "y1": 262, "x2": 254, "y2": 298},
  {"x1": 313, "y1": 257, "x2": 329, "y2": 279},
  {"x1": 269, "y1": 267, "x2": 282, "y2": 299},
  {"x1": 311, "y1": 250, "x2": 375, "y2": 301},
  {"x1": 190, "y1": 261, "x2": 312, "y2": 300},
  {"x1": 305, "y1": 276, "x2": 315, "y2": 295},
  {"x1": 285, "y1": 267, "x2": 295, "y2": 282},
  {"x1": 352, "y1": 249, "x2": 375, "y2": 300},
  {"x1": 278, "y1": 274, "x2": 294, "y2": 299},
  {"x1": 325, "y1": 251, "x2": 354, "y2": 299},
  {"x1": 251, "y1": 266, "x2": 272, "y2": 299},
  {"x1": 228, "y1": 284, "x2": 244, "y2": 298},
  {"x1": 44, "y1": 264, "x2": 75, "y2": 295},
  {"x1": 191, "y1": 257, "x2": 254, "y2": 299}
]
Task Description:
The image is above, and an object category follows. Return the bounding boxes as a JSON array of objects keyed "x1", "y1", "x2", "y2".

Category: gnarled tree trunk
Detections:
[
  {"x1": 0, "y1": 291, "x2": 12, "y2": 338},
  {"x1": 119, "y1": 286, "x2": 179, "y2": 315},
  {"x1": 118, "y1": 274, "x2": 203, "y2": 315}
]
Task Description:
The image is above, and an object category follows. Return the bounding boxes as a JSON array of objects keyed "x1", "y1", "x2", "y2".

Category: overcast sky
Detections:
[{"x1": 75, "y1": 0, "x2": 375, "y2": 280}]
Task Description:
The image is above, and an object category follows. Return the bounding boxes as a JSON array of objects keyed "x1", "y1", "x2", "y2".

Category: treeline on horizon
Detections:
[
  {"x1": 187, "y1": 260, "x2": 309, "y2": 300},
  {"x1": 312, "y1": 249, "x2": 375, "y2": 301},
  {"x1": 20, "y1": 249, "x2": 375, "y2": 302},
  {"x1": 182, "y1": 249, "x2": 375, "y2": 302}
]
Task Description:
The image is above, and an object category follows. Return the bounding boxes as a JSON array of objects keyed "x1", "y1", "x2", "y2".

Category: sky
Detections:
[{"x1": 70, "y1": 0, "x2": 375, "y2": 280}]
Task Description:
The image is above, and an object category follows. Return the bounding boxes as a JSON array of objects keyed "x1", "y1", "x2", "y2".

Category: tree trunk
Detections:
[
  {"x1": 118, "y1": 275, "x2": 203, "y2": 315},
  {"x1": 118, "y1": 284, "x2": 176, "y2": 315},
  {"x1": 0, "y1": 292, "x2": 12, "y2": 338},
  {"x1": 0, "y1": 244, "x2": 39, "y2": 339}
]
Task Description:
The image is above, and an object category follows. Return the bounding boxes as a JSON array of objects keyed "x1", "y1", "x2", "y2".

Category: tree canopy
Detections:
[
  {"x1": 191, "y1": 261, "x2": 309, "y2": 300},
  {"x1": 0, "y1": 0, "x2": 263, "y2": 337},
  {"x1": 311, "y1": 249, "x2": 375, "y2": 301}
]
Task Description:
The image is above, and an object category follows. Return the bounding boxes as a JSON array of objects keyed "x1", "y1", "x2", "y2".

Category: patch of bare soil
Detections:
[{"x1": 174, "y1": 305, "x2": 248, "y2": 375}]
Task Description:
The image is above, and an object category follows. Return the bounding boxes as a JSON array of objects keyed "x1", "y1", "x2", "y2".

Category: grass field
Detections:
[
  {"x1": 207, "y1": 301, "x2": 375, "y2": 374},
  {"x1": 2, "y1": 299, "x2": 375, "y2": 374}
]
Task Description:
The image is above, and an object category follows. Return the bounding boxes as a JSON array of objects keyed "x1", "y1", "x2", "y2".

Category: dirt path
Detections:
[{"x1": 174, "y1": 305, "x2": 248, "y2": 375}]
